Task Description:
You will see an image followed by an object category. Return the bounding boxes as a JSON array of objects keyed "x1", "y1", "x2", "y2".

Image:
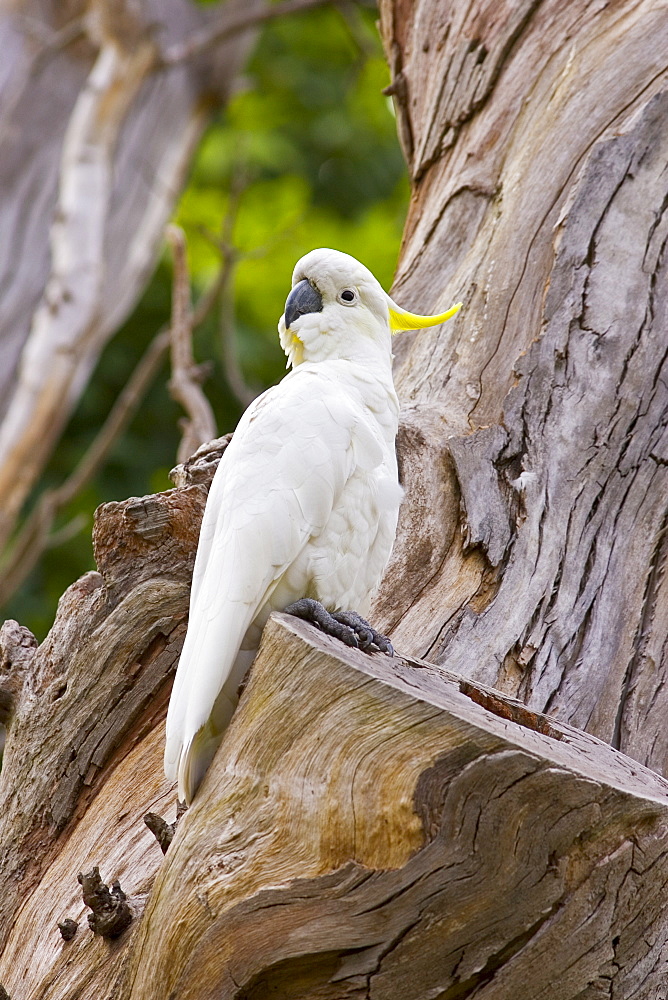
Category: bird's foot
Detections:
[
  {"x1": 331, "y1": 610, "x2": 394, "y2": 655},
  {"x1": 284, "y1": 599, "x2": 394, "y2": 656}
]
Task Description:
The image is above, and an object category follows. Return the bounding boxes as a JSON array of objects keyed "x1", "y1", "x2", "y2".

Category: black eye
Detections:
[{"x1": 340, "y1": 289, "x2": 355, "y2": 302}]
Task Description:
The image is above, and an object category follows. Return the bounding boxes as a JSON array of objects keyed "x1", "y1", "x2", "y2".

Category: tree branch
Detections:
[
  {"x1": 160, "y1": 0, "x2": 332, "y2": 67},
  {"x1": 0, "y1": 246, "x2": 233, "y2": 613},
  {"x1": 212, "y1": 170, "x2": 259, "y2": 408},
  {"x1": 0, "y1": 331, "x2": 171, "y2": 608},
  {"x1": 218, "y1": 260, "x2": 257, "y2": 409},
  {"x1": 0, "y1": 26, "x2": 161, "y2": 552},
  {"x1": 166, "y1": 225, "x2": 218, "y2": 465}
]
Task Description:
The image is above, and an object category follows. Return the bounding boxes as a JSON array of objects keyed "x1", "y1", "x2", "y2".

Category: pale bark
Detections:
[
  {"x1": 0, "y1": 0, "x2": 260, "y2": 551},
  {"x1": 376, "y1": 0, "x2": 668, "y2": 767},
  {"x1": 1, "y1": 0, "x2": 668, "y2": 997},
  {"x1": 5, "y1": 472, "x2": 668, "y2": 998}
]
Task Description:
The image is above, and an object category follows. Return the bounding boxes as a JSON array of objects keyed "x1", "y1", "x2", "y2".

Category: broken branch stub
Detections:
[
  {"x1": 78, "y1": 867, "x2": 133, "y2": 938},
  {"x1": 57, "y1": 919, "x2": 78, "y2": 942},
  {"x1": 124, "y1": 614, "x2": 668, "y2": 1000}
]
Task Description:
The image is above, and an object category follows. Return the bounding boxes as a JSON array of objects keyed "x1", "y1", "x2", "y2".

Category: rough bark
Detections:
[
  {"x1": 0, "y1": 486, "x2": 199, "y2": 997},
  {"x1": 4, "y1": 494, "x2": 668, "y2": 998},
  {"x1": 376, "y1": 0, "x2": 668, "y2": 768},
  {"x1": 0, "y1": 0, "x2": 260, "y2": 550},
  {"x1": 2, "y1": 0, "x2": 668, "y2": 996},
  {"x1": 125, "y1": 614, "x2": 668, "y2": 1000}
]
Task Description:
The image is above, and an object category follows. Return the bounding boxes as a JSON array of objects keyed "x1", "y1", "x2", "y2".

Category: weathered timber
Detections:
[
  {"x1": 5, "y1": 479, "x2": 668, "y2": 996},
  {"x1": 0, "y1": 485, "x2": 205, "y2": 996},
  {"x1": 125, "y1": 613, "x2": 668, "y2": 999},
  {"x1": 376, "y1": 0, "x2": 668, "y2": 776},
  {"x1": 2, "y1": 0, "x2": 668, "y2": 995}
]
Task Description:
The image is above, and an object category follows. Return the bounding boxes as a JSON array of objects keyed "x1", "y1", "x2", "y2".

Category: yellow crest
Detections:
[{"x1": 387, "y1": 299, "x2": 462, "y2": 333}]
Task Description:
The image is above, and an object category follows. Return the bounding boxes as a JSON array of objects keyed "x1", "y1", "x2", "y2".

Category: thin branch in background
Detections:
[
  {"x1": 0, "y1": 331, "x2": 170, "y2": 608},
  {"x1": 218, "y1": 266, "x2": 257, "y2": 409},
  {"x1": 166, "y1": 225, "x2": 218, "y2": 465},
  {"x1": 0, "y1": 257, "x2": 229, "y2": 612},
  {"x1": 206, "y1": 167, "x2": 260, "y2": 409},
  {"x1": 16, "y1": 14, "x2": 86, "y2": 53},
  {"x1": 336, "y1": 0, "x2": 376, "y2": 62},
  {"x1": 196, "y1": 157, "x2": 311, "y2": 409},
  {"x1": 160, "y1": 0, "x2": 331, "y2": 67},
  {"x1": 194, "y1": 220, "x2": 258, "y2": 408}
]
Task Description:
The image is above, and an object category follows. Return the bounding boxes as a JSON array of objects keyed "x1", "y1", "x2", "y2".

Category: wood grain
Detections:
[
  {"x1": 376, "y1": 0, "x2": 668, "y2": 778},
  {"x1": 3, "y1": 1, "x2": 668, "y2": 994},
  {"x1": 125, "y1": 614, "x2": 668, "y2": 999},
  {"x1": 0, "y1": 486, "x2": 202, "y2": 996}
]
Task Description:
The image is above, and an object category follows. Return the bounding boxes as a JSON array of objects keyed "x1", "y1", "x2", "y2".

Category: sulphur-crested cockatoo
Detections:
[{"x1": 165, "y1": 248, "x2": 461, "y2": 803}]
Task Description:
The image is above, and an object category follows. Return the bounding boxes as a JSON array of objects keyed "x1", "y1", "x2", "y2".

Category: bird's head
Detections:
[{"x1": 278, "y1": 248, "x2": 461, "y2": 368}]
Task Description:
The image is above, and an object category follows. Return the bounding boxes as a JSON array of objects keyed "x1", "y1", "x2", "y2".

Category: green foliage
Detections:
[{"x1": 3, "y1": 2, "x2": 408, "y2": 639}]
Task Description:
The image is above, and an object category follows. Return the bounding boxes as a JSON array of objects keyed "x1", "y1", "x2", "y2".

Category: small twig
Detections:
[
  {"x1": 191, "y1": 266, "x2": 228, "y2": 328},
  {"x1": 78, "y1": 867, "x2": 133, "y2": 938},
  {"x1": 219, "y1": 269, "x2": 256, "y2": 408},
  {"x1": 166, "y1": 225, "x2": 218, "y2": 464},
  {"x1": 217, "y1": 171, "x2": 258, "y2": 408},
  {"x1": 45, "y1": 513, "x2": 88, "y2": 549},
  {"x1": 160, "y1": 0, "x2": 331, "y2": 67},
  {"x1": 195, "y1": 164, "x2": 288, "y2": 408},
  {"x1": 336, "y1": 0, "x2": 376, "y2": 61}
]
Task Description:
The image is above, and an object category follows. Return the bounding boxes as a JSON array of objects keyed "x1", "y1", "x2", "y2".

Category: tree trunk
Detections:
[
  {"x1": 0, "y1": 0, "x2": 259, "y2": 551},
  {"x1": 2, "y1": 0, "x2": 668, "y2": 996},
  {"x1": 376, "y1": 0, "x2": 668, "y2": 771}
]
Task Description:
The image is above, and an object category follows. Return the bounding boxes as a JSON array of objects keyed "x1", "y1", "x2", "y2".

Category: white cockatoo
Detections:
[{"x1": 165, "y1": 248, "x2": 461, "y2": 803}]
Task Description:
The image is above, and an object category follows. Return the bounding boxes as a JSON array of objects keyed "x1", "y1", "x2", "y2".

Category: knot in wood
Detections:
[
  {"x1": 144, "y1": 812, "x2": 176, "y2": 854},
  {"x1": 57, "y1": 918, "x2": 78, "y2": 941},
  {"x1": 77, "y1": 867, "x2": 132, "y2": 938}
]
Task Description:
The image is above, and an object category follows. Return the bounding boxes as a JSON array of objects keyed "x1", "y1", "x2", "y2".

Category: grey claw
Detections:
[{"x1": 285, "y1": 600, "x2": 393, "y2": 657}]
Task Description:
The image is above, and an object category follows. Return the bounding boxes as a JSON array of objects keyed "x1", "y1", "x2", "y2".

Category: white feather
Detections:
[{"x1": 164, "y1": 248, "x2": 453, "y2": 803}]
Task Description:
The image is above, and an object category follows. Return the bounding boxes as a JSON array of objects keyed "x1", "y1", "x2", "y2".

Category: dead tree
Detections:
[{"x1": 1, "y1": 0, "x2": 667, "y2": 996}]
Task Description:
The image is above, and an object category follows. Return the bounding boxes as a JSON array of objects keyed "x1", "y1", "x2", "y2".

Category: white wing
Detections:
[{"x1": 164, "y1": 368, "x2": 364, "y2": 802}]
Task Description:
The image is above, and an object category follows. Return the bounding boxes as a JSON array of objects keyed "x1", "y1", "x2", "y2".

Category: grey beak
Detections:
[{"x1": 284, "y1": 278, "x2": 323, "y2": 329}]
